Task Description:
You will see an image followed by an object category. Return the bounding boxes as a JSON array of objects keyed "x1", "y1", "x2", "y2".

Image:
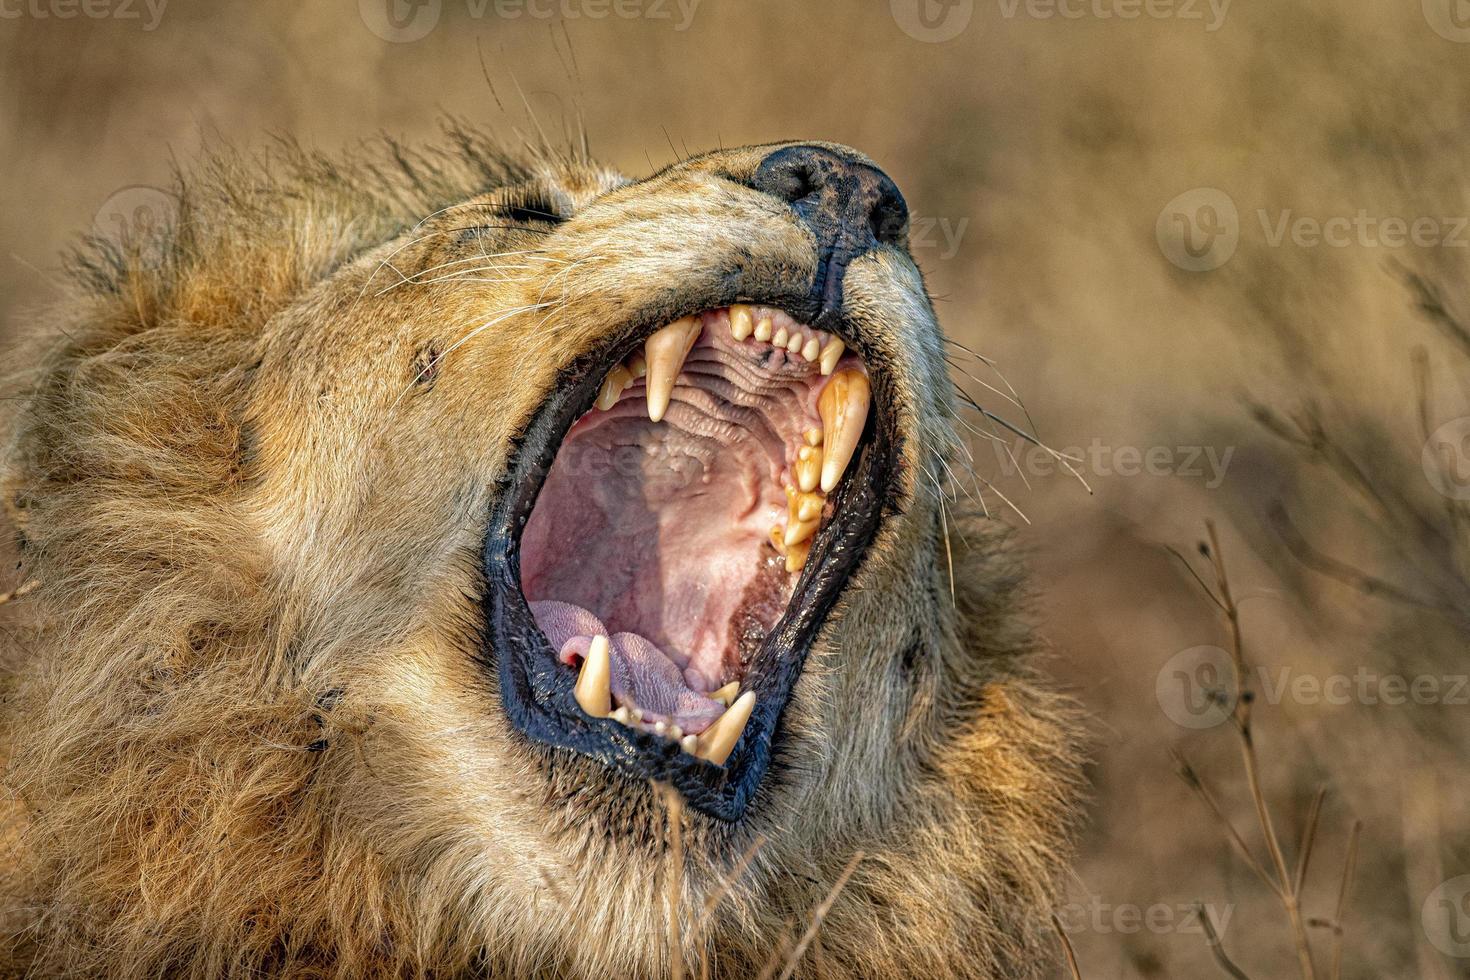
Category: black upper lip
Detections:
[{"x1": 479, "y1": 299, "x2": 898, "y2": 821}]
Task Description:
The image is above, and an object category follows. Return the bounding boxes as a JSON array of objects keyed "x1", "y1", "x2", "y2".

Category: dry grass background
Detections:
[{"x1": 3, "y1": 0, "x2": 1470, "y2": 976}]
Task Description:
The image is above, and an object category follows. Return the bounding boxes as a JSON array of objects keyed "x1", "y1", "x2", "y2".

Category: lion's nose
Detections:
[
  {"x1": 752, "y1": 145, "x2": 909, "y2": 249},
  {"x1": 750, "y1": 144, "x2": 909, "y2": 321}
]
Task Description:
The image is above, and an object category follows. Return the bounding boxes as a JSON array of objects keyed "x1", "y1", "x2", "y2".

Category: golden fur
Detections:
[{"x1": 0, "y1": 127, "x2": 1083, "y2": 978}]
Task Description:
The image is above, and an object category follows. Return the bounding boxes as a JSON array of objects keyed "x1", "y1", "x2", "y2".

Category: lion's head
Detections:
[{"x1": 0, "y1": 129, "x2": 1082, "y2": 979}]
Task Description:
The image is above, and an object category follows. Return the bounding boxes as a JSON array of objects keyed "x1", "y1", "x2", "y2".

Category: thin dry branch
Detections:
[{"x1": 0, "y1": 579, "x2": 38, "y2": 606}]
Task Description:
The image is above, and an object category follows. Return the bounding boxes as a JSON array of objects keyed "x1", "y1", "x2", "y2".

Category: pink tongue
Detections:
[{"x1": 530, "y1": 601, "x2": 726, "y2": 734}]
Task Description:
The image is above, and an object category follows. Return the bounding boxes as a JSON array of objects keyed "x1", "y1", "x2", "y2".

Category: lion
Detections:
[{"x1": 0, "y1": 127, "x2": 1083, "y2": 979}]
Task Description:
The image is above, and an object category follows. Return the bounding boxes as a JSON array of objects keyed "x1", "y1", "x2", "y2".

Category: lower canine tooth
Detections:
[
  {"x1": 574, "y1": 636, "x2": 612, "y2": 717},
  {"x1": 818, "y1": 369, "x2": 871, "y2": 493},
  {"x1": 644, "y1": 316, "x2": 701, "y2": 423},
  {"x1": 696, "y1": 691, "x2": 756, "y2": 766},
  {"x1": 818, "y1": 338, "x2": 846, "y2": 376},
  {"x1": 730, "y1": 304, "x2": 754, "y2": 341},
  {"x1": 595, "y1": 365, "x2": 632, "y2": 410}
]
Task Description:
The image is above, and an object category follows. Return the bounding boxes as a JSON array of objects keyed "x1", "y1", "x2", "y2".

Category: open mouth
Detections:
[{"x1": 482, "y1": 304, "x2": 895, "y2": 821}]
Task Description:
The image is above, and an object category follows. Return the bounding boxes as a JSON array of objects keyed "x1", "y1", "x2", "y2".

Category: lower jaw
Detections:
[{"x1": 480, "y1": 306, "x2": 897, "y2": 821}]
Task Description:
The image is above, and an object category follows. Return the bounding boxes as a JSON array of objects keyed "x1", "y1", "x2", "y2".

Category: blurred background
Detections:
[{"x1": 4, "y1": 0, "x2": 1470, "y2": 975}]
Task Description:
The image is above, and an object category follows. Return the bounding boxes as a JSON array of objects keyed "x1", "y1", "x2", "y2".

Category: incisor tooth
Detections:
[
  {"x1": 644, "y1": 316, "x2": 701, "y2": 423},
  {"x1": 818, "y1": 338, "x2": 846, "y2": 376},
  {"x1": 804, "y1": 427, "x2": 823, "y2": 447},
  {"x1": 787, "y1": 331, "x2": 804, "y2": 354},
  {"x1": 772, "y1": 325, "x2": 789, "y2": 348},
  {"x1": 754, "y1": 317, "x2": 773, "y2": 342},
  {"x1": 595, "y1": 365, "x2": 633, "y2": 410},
  {"x1": 610, "y1": 705, "x2": 631, "y2": 724},
  {"x1": 680, "y1": 734, "x2": 699, "y2": 755},
  {"x1": 730, "y1": 304, "x2": 754, "y2": 341},
  {"x1": 802, "y1": 336, "x2": 821, "y2": 361},
  {"x1": 784, "y1": 514, "x2": 819, "y2": 547},
  {"x1": 768, "y1": 524, "x2": 787, "y2": 556},
  {"x1": 785, "y1": 537, "x2": 812, "y2": 573},
  {"x1": 795, "y1": 491, "x2": 824, "y2": 523},
  {"x1": 696, "y1": 691, "x2": 755, "y2": 766},
  {"x1": 626, "y1": 352, "x2": 647, "y2": 379},
  {"x1": 574, "y1": 636, "x2": 612, "y2": 717},
  {"x1": 818, "y1": 369, "x2": 871, "y2": 493},
  {"x1": 711, "y1": 681, "x2": 741, "y2": 705},
  {"x1": 795, "y1": 444, "x2": 822, "y2": 493}
]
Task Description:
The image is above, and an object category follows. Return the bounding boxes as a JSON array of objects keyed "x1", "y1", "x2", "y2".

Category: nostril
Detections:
[{"x1": 869, "y1": 189, "x2": 909, "y2": 245}]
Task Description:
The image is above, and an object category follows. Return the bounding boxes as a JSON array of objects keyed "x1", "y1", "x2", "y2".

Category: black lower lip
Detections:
[{"x1": 479, "y1": 312, "x2": 898, "y2": 821}]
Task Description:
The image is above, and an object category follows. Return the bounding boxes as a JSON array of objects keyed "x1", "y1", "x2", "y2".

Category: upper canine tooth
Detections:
[
  {"x1": 730, "y1": 304, "x2": 754, "y2": 341},
  {"x1": 801, "y1": 336, "x2": 821, "y2": 361},
  {"x1": 818, "y1": 338, "x2": 846, "y2": 376},
  {"x1": 754, "y1": 317, "x2": 773, "y2": 342},
  {"x1": 696, "y1": 691, "x2": 755, "y2": 766},
  {"x1": 575, "y1": 636, "x2": 612, "y2": 718},
  {"x1": 595, "y1": 364, "x2": 633, "y2": 410},
  {"x1": 772, "y1": 325, "x2": 790, "y2": 348},
  {"x1": 795, "y1": 444, "x2": 822, "y2": 493},
  {"x1": 818, "y1": 369, "x2": 871, "y2": 493},
  {"x1": 644, "y1": 316, "x2": 701, "y2": 423}
]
